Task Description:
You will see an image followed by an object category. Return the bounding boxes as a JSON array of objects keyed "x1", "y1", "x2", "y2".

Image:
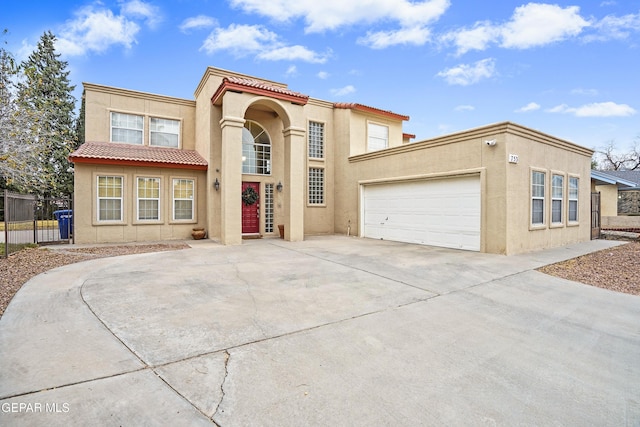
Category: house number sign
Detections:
[{"x1": 508, "y1": 154, "x2": 519, "y2": 164}]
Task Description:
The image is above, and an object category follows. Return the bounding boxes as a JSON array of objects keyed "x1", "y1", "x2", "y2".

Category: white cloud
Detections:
[
  {"x1": 500, "y1": 4, "x2": 590, "y2": 49},
  {"x1": 454, "y1": 105, "x2": 474, "y2": 112},
  {"x1": 317, "y1": 71, "x2": 329, "y2": 79},
  {"x1": 257, "y1": 45, "x2": 329, "y2": 63},
  {"x1": 179, "y1": 15, "x2": 217, "y2": 33},
  {"x1": 440, "y1": 22, "x2": 500, "y2": 55},
  {"x1": 200, "y1": 24, "x2": 329, "y2": 63},
  {"x1": 230, "y1": 0, "x2": 450, "y2": 33},
  {"x1": 441, "y1": 3, "x2": 590, "y2": 54},
  {"x1": 358, "y1": 26, "x2": 432, "y2": 49},
  {"x1": 515, "y1": 102, "x2": 541, "y2": 113},
  {"x1": 571, "y1": 88, "x2": 599, "y2": 96},
  {"x1": 546, "y1": 101, "x2": 636, "y2": 117},
  {"x1": 587, "y1": 12, "x2": 640, "y2": 42},
  {"x1": 57, "y1": 5, "x2": 141, "y2": 56},
  {"x1": 330, "y1": 85, "x2": 356, "y2": 97},
  {"x1": 285, "y1": 65, "x2": 298, "y2": 76},
  {"x1": 200, "y1": 24, "x2": 278, "y2": 55},
  {"x1": 436, "y1": 58, "x2": 496, "y2": 86},
  {"x1": 119, "y1": 0, "x2": 162, "y2": 29}
]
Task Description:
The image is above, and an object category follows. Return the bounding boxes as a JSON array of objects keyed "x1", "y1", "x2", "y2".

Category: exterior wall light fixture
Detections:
[
  {"x1": 276, "y1": 181, "x2": 283, "y2": 192},
  {"x1": 214, "y1": 178, "x2": 220, "y2": 191}
]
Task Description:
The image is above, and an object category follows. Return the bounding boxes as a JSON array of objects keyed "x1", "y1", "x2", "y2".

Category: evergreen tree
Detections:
[
  {"x1": 17, "y1": 31, "x2": 77, "y2": 196},
  {"x1": 0, "y1": 30, "x2": 46, "y2": 193}
]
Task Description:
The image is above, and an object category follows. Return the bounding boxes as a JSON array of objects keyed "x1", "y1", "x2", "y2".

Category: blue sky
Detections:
[{"x1": 4, "y1": 0, "x2": 640, "y2": 152}]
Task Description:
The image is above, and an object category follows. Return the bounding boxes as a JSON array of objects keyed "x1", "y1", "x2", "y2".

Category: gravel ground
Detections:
[
  {"x1": 1, "y1": 241, "x2": 638, "y2": 320},
  {"x1": 537, "y1": 241, "x2": 640, "y2": 296}
]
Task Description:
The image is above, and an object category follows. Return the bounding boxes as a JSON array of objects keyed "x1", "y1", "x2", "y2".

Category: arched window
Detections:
[{"x1": 242, "y1": 121, "x2": 271, "y2": 175}]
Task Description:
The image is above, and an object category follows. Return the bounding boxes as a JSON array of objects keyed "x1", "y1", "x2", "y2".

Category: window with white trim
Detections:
[
  {"x1": 137, "y1": 177, "x2": 160, "y2": 221},
  {"x1": 150, "y1": 118, "x2": 180, "y2": 148},
  {"x1": 568, "y1": 177, "x2": 579, "y2": 222},
  {"x1": 111, "y1": 112, "x2": 143, "y2": 144},
  {"x1": 552, "y1": 174, "x2": 564, "y2": 224},
  {"x1": 173, "y1": 178, "x2": 194, "y2": 220},
  {"x1": 242, "y1": 121, "x2": 271, "y2": 175},
  {"x1": 308, "y1": 121, "x2": 324, "y2": 158},
  {"x1": 97, "y1": 176, "x2": 123, "y2": 221},
  {"x1": 265, "y1": 183, "x2": 274, "y2": 233},
  {"x1": 308, "y1": 168, "x2": 324, "y2": 205},
  {"x1": 531, "y1": 171, "x2": 545, "y2": 225},
  {"x1": 368, "y1": 123, "x2": 388, "y2": 151}
]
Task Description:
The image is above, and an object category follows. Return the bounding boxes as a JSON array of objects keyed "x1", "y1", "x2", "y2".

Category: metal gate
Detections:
[
  {"x1": 2, "y1": 190, "x2": 73, "y2": 257},
  {"x1": 591, "y1": 191, "x2": 601, "y2": 240}
]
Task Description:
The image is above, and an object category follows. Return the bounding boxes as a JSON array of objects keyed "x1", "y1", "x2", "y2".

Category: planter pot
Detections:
[
  {"x1": 192, "y1": 228, "x2": 206, "y2": 240},
  {"x1": 278, "y1": 224, "x2": 284, "y2": 239}
]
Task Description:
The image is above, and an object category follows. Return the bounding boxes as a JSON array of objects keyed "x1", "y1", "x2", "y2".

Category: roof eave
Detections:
[
  {"x1": 211, "y1": 80, "x2": 309, "y2": 106},
  {"x1": 69, "y1": 156, "x2": 208, "y2": 171}
]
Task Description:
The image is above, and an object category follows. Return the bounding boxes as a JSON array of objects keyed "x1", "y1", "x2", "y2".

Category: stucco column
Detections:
[
  {"x1": 219, "y1": 115, "x2": 245, "y2": 245},
  {"x1": 283, "y1": 126, "x2": 306, "y2": 241}
]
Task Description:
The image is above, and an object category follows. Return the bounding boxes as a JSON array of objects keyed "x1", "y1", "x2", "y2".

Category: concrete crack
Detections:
[{"x1": 212, "y1": 350, "x2": 230, "y2": 422}]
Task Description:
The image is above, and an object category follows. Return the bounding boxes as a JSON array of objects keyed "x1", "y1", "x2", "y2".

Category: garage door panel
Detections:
[{"x1": 363, "y1": 177, "x2": 481, "y2": 251}]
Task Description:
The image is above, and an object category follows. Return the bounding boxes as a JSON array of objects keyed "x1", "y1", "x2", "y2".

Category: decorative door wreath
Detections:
[{"x1": 242, "y1": 187, "x2": 259, "y2": 206}]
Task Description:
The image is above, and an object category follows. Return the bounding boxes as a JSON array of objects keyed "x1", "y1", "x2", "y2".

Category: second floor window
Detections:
[
  {"x1": 111, "y1": 112, "x2": 143, "y2": 144},
  {"x1": 242, "y1": 121, "x2": 271, "y2": 175},
  {"x1": 150, "y1": 118, "x2": 180, "y2": 148}
]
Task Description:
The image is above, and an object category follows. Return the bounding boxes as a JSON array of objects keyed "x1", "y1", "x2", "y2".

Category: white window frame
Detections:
[
  {"x1": 136, "y1": 177, "x2": 161, "y2": 222},
  {"x1": 367, "y1": 122, "x2": 389, "y2": 152},
  {"x1": 308, "y1": 167, "x2": 325, "y2": 205},
  {"x1": 308, "y1": 121, "x2": 325, "y2": 159},
  {"x1": 97, "y1": 175, "x2": 124, "y2": 222},
  {"x1": 110, "y1": 112, "x2": 143, "y2": 144},
  {"x1": 172, "y1": 177, "x2": 195, "y2": 222},
  {"x1": 568, "y1": 176, "x2": 579, "y2": 223},
  {"x1": 242, "y1": 121, "x2": 271, "y2": 175},
  {"x1": 531, "y1": 170, "x2": 546, "y2": 228},
  {"x1": 150, "y1": 117, "x2": 180, "y2": 148},
  {"x1": 551, "y1": 173, "x2": 564, "y2": 226}
]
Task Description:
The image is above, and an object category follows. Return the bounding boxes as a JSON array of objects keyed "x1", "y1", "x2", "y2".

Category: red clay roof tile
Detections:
[
  {"x1": 69, "y1": 141, "x2": 208, "y2": 170},
  {"x1": 211, "y1": 77, "x2": 309, "y2": 105},
  {"x1": 334, "y1": 102, "x2": 409, "y2": 121}
]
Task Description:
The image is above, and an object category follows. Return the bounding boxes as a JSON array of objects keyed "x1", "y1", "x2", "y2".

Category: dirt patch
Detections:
[
  {"x1": 537, "y1": 241, "x2": 640, "y2": 296},
  {"x1": 0, "y1": 243, "x2": 190, "y2": 319}
]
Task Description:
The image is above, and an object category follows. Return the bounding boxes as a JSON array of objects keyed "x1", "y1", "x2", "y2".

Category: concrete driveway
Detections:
[{"x1": 1, "y1": 236, "x2": 639, "y2": 426}]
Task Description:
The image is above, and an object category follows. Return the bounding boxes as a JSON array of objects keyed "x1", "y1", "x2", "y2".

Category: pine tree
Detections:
[
  {"x1": 17, "y1": 31, "x2": 77, "y2": 197},
  {"x1": 0, "y1": 30, "x2": 46, "y2": 193}
]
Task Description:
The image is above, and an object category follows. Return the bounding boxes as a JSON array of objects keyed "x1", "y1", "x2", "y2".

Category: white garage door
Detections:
[{"x1": 362, "y1": 176, "x2": 481, "y2": 251}]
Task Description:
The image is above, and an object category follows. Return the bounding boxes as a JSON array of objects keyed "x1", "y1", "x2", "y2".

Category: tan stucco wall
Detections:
[
  {"x1": 595, "y1": 184, "x2": 619, "y2": 217},
  {"x1": 73, "y1": 164, "x2": 207, "y2": 244},
  {"x1": 503, "y1": 126, "x2": 592, "y2": 255},
  {"x1": 335, "y1": 122, "x2": 592, "y2": 255},
  {"x1": 84, "y1": 83, "x2": 196, "y2": 149}
]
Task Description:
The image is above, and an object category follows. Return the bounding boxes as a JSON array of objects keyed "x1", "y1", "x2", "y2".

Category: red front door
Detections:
[{"x1": 241, "y1": 182, "x2": 260, "y2": 234}]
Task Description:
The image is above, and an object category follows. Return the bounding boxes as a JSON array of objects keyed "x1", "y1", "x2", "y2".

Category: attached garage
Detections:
[{"x1": 361, "y1": 175, "x2": 481, "y2": 251}]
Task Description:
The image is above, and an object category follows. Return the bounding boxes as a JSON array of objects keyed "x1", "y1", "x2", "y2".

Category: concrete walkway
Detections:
[{"x1": 1, "y1": 236, "x2": 639, "y2": 426}]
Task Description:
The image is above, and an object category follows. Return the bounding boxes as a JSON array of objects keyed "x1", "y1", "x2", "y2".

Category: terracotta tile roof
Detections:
[
  {"x1": 69, "y1": 141, "x2": 208, "y2": 170},
  {"x1": 334, "y1": 102, "x2": 409, "y2": 121},
  {"x1": 211, "y1": 77, "x2": 309, "y2": 106}
]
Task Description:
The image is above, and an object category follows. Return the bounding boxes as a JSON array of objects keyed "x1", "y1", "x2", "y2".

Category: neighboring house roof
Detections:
[
  {"x1": 69, "y1": 141, "x2": 208, "y2": 170},
  {"x1": 598, "y1": 170, "x2": 640, "y2": 186},
  {"x1": 211, "y1": 77, "x2": 310, "y2": 106},
  {"x1": 591, "y1": 170, "x2": 637, "y2": 187},
  {"x1": 334, "y1": 102, "x2": 410, "y2": 121}
]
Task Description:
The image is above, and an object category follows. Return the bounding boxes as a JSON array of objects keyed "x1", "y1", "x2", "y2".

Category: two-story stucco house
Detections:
[{"x1": 69, "y1": 66, "x2": 594, "y2": 255}]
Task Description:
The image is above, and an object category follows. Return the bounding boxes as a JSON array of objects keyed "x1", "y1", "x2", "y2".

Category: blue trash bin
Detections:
[{"x1": 53, "y1": 210, "x2": 73, "y2": 239}]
